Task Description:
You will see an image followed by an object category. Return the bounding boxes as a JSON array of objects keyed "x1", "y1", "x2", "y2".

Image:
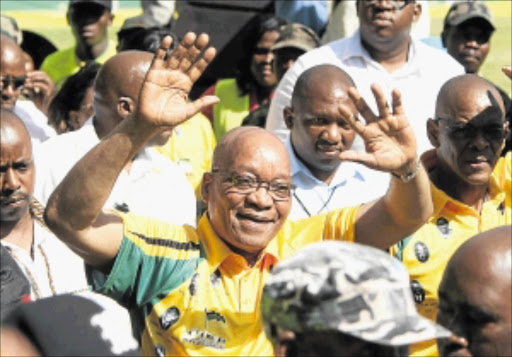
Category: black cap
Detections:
[
  {"x1": 70, "y1": 0, "x2": 113, "y2": 11},
  {"x1": 444, "y1": 1, "x2": 495, "y2": 31}
]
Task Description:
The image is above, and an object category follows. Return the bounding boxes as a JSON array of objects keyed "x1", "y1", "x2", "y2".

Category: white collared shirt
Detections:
[
  {"x1": 266, "y1": 30, "x2": 465, "y2": 154},
  {"x1": 13, "y1": 100, "x2": 56, "y2": 146},
  {"x1": 34, "y1": 118, "x2": 197, "y2": 226},
  {"x1": 1, "y1": 220, "x2": 89, "y2": 300},
  {"x1": 286, "y1": 136, "x2": 389, "y2": 220}
]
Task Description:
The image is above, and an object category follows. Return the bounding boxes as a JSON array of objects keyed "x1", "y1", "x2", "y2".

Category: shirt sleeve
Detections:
[{"x1": 87, "y1": 212, "x2": 202, "y2": 309}]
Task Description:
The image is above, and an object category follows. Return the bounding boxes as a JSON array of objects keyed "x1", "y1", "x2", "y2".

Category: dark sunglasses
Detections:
[
  {"x1": 1, "y1": 75, "x2": 27, "y2": 90},
  {"x1": 364, "y1": 0, "x2": 415, "y2": 11},
  {"x1": 435, "y1": 117, "x2": 507, "y2": 141}
]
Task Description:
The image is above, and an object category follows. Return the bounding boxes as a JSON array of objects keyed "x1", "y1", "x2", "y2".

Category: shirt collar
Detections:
[
  {"x1": 197, "y1": 214, "x2": 279, "y2": 274},
  {"x1": 337, "y1": 30, "x2": 419, "y2": 75}
]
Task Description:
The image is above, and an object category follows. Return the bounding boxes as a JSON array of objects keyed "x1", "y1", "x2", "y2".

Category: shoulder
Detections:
[
  {"x1": 42, "y1": 47, "x2": 74, "y2": 68},
  {"x1": 414, "y1": 40, "x2": 464, "y2": 73}
]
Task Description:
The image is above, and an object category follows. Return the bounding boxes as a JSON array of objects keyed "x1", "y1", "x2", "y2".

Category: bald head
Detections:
[
  {"x1": 212, "y1": 126, "x2": 289, "y2": 171},
  {"x1": 450, "y1": 226, "x2": 511, "y2": 279},
  {"x1": 94, "y1": 50, "x2": 153, "y2": 103},
  {"x1": 0, "y1": 109, "x2": 31, "y2": 150},
  {"x1": 0, "y1": 34, "x2": 25, "y2": 68},
  {"x1": 437, "y1": 226, "x2": 512, "y2": 357},
  {"x1": 291, "y1": 64, "x2": 355, "y2": 109},
  {"x1": 435, "y1": 74, "x2": 505, "y2": 120}
]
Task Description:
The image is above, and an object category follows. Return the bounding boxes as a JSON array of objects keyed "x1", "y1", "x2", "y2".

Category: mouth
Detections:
[
  {"x1": 236, "y1": 212, "x2": 275, "y2": 225},
  {"x1": 316, "y1": 143, "x2": 342, "y2": 157},
  {"x1": 371, "y1": 14, "x2": 393, "y2": 27},
  {"x1": 465, "y1": 155, "x2": 491, "y2": 169},
  {"x1": 0, "y1": 196, "x2": 27, "y2": 208}
]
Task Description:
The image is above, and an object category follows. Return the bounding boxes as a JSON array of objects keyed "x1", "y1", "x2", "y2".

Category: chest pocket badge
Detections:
[
  {"x1": 160, "y1": 306, "x2": 181, "y2": 330},
  {"x1": 436, "y1": 217, "x2": 451, "y2": 239},
  {"x1": 414, "y1": 241, "x2": 430, "y2": 263}
]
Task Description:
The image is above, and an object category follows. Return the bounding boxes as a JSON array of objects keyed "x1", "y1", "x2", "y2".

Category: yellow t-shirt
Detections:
[
  {"x1": 88, "y1": 206, "x2": 359, "y2": 356},
  {"x1": 391, "y1": 152, "x2": 511, "y2": 357},
  {"x1": 41, "y1": 41, "x2": 117, "y2": 88},
  {"x1": 156, "y1": 113, "x2": 216, "y2": 200}
]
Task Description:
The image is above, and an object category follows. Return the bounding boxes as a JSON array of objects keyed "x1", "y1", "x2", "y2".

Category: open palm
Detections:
[
  {"x1": 337, "y1": 84, "x2": 417, "y2": 174},
  {"x1": 137, "y1": 33, "x2": 219, "y2": 129}
]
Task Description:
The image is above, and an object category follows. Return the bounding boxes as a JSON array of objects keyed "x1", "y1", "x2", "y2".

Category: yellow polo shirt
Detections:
[
  {"x1": 391, "y1": 152, "x2": 511, "y2": 357},
  {"x1": 88, "y1": 206, "x2": 358, "y2": 356},
  {"x1": 156, "y1": 113, "x2": 216, "y2": 200},
  {"x1": 41, "y1": 41, "x2": 117, "y2": 88}
]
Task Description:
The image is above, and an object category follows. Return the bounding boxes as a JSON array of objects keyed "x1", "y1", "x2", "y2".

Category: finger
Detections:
[
  {"x1": 181, "y1": 33, "x2": 211, "y2": 72},
  {"x1": 348, "y1": 87, "x2": 377, "y2": 124},
  {"x1": 338, "y1": 101, "x2": 367, "y2": 137},
  {"x1": 502, "y1": 66, "x2": 512, "y2": 80},
  {"x1": 188, "y1": 47, "x2": 216, "y2": 82},
  {"x1": 371, "y1": 83, "x2": 390, "y2": 118},
  {"x1": 338, "y1": 149, "x2": 377, "y2": 168},
  {"x1": 391, "y1": 88, "x2": 404, "y2": 116},
  {"x1": 185, "y1": 95, "x2": 220, "y2": 118},
  {"x1": 155, "y1": 36, "x2": 172, "y2": 64},
  {"x1": 168, "y1": 32, "x2": 197, "y2": 70}
]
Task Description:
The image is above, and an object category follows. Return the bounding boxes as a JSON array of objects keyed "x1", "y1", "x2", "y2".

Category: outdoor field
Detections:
[{"x1": 2, "y1": 0, "x2": 511, "y2": 94}]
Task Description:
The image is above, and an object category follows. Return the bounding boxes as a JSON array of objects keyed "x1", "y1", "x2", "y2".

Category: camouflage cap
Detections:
[
  {"x1": 0, "y1": 15, "x2": 23, "y2": 45},
  {"x1": 69, "y1": 0, "x2": 113, "y2": 11},
  {"x1": 261, "y1": 241, "x2": 451, "y2": 346},
  {"x1": 444, "y1": 1, "x2": 495, "y2": 31},
  {"x1": 119, "y1": 14, "x2": 161, "y2": 34},
  {"x1": 272, "y1": 23, "x2": 321, "y2": 53}
]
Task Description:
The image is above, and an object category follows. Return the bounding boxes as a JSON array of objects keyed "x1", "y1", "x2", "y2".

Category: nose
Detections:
[
  {"x1": 2, "y1": 168, "x2": 21, "y2": 192},
  {"x1": 470, "y1": 131, "x2": 490, "y2": 151},
  {"x1": 246, "y1": 184, "x2": 274, "y2": 210},
  {"x1": 465, "y1": 38, "x2": 479, "y2": 49},
  {"x1": 2, "y1": 82, "x2": 17, "y2": 96},
  {"x1": 322, "y1": 122, "x2": 342, "y2": 143}
]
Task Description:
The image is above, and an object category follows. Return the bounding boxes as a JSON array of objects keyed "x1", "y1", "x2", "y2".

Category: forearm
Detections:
[
  {"x1": 45, "y1": 117, "x2": 160, "y2": 234},
  {"x1": 356, "y1": 160, "x2": 432, "y2": 250}
]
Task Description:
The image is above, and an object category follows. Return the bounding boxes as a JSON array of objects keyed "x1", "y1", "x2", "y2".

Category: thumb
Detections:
[{"x1": 185, "y1": 95, "x2": 220, "y2": 118}]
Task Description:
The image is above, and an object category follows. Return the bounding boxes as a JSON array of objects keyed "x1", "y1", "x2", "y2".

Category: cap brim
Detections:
[
  {"x1": 272, "y1": 41, "x2": 313, "y2": 53},
  {"x1": 449, "y1": 14, "x2": 495, "y2": 31},
  {"x1": 343, "y1": 314, "x2": 452, "y2": 346}
]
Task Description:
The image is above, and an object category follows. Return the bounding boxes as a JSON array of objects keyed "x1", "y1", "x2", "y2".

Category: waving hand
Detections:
[
  {"x1": 337, "y1": 84, "x2": 418, "y2": 176},
  {"x1": 136, "y1": 32, "x2": 219, "y2": 128}
]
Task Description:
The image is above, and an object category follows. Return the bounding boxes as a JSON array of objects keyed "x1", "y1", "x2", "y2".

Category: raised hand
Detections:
[
  {"x1": 337, "y1": 84, "x2": 417, "y2": 175},
  {"x1": 24, "y1": 70, "x2": 55, "y2": 115},
  {"x1": 137, "y1": 32, "x2": 219, "y2": 128}
]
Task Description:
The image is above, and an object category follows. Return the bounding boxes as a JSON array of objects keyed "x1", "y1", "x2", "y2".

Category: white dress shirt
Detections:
[
  {"x1": 34, "y1": 118, "x2": 197, "y2": 226},
  {"x1": 13, "y1": 100, "x2": 56, "y2": 146},
  {"x1": 286, "y1": 136, "x2": 389, "y2": 220},
  {"x1": 266, "y1": 30, "x2": 465, "y2": 154},
  {"x1": 1, "y1": 220, "x2": 89, "y2": 300}
]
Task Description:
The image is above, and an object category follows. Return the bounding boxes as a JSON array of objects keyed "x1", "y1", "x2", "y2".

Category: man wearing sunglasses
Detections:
[
  {"x1": 41, "y1": 0, "x2": 116, "y2": 87},
  {"x1": 441, "y1": 0, "x2": 511, "y2": 155},
  {"x1": 266, "y1": 0, "x2": 464, "y2": 155},
  {"x1": 391, "y1": 74, "x2": 511, "y2": 356},
  {"x1": 1, "y1": 35, "x2": 56, "y2": 145}
]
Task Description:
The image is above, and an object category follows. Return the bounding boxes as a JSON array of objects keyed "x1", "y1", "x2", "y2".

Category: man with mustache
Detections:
[
  {"x1": 391, "y1": 74, "x2": 511, "y2": 356},
  {"x1": 0, "y1": 110, "x2": 89, "y2": 302},
  {"x1": 45, "y1": 33, "x2": 434, "y2": 356},
  {"x1": 41, "y1": 0, "x2": 116, "y2": 87},
  {"x1": 441, "y1": 0, "x2": 511, "y2": 155},
  {"x1": 437, "y1": 225, "x2": 511, "y2": 357},
  {"x1": 284, "y1": 64, "x2": 388, "y2": 219},
  {"x1": 266, "y1": 0, "x2": 464, "y2": 155}
]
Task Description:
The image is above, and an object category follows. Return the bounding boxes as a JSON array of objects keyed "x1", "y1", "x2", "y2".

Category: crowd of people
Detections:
[{"x1": 0, "y1": 0, "x2": 510, "y2": 356}]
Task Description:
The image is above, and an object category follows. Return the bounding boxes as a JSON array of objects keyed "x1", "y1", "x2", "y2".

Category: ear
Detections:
[
  {"x1": 412, "y1": 3, "x2": 422, "y2": 24},
  {"x1": 441, "y1": 27, "x2": 449, "y2": 48},
  {"x1": 284, "y1": 107, "x2": 294, "y2": 129},
  {"x1": 108, "y1": 13, "x2": 114, "y2": 25},
  {"x1": 427, "y1": 119, "x2": 440, "y2": 148},
  {"x1": 117, "y1": 97, "x2": 135, "y2": 119},
  {"x1": 201, "y1": 172, "x2": 213, "y2": 204},
  {"x1": 68, "y1": 110, "x2": 80, "y2": 130},
  {"x1": 66, "y1": 10, "x2": 71, "y2": 25}
]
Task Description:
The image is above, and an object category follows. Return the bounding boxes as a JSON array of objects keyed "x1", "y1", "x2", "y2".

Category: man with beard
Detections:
[
  {"x1": 41, "y1": 0, "x2": 116, "y2": 87},
  {"x1": 284, "y1": 64, "x2": 388, "y2": 219},
  {"x1": 391, "y1": 74, "x2": 511, "y2": 356},
  {"x1": 45, "y1": 32, "x2": 434, "y2": 356}
]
